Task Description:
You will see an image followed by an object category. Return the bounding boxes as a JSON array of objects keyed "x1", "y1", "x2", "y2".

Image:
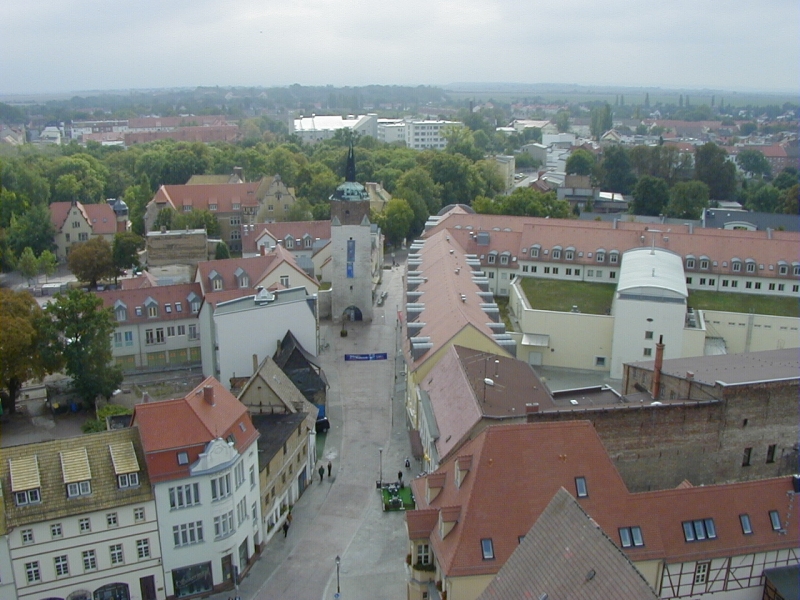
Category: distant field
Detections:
[{"x1": 518, "y1": 278, "x2": 799, "y2": 318}]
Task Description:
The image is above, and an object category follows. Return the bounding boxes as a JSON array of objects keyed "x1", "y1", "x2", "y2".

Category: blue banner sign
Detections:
[{"x1": 344, "y1": 353, "x2": 388, "y2": 361}]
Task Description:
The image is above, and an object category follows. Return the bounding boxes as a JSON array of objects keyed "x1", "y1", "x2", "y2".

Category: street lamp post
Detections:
[
  {"x1": 379, "y1": 448, "x2": 383, "y2": 487},
  {"x1": 335, "y1": 555, "x2": 341, "y2": 595}
]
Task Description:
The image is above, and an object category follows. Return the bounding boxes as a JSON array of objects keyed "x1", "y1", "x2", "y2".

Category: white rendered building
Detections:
[
  {"x1": 292, "y1": 114, "x2": 377, "y2": 144},
  {"x1": 133, "y1": 379, "x2": 262, "y2": 598},
  {"x1": 404, "y1": 119, "x2": 462, "y2": 150}
]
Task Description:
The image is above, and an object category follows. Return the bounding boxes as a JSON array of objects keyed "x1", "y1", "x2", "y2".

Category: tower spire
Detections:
[{"x1": 345, "y1": 143, "x2": 356, "y2": 183}]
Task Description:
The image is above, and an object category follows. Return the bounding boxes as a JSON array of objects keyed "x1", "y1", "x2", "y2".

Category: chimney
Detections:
[
  {"x1": 651, "y1": 335, "x2": 665, "y2": 400},
  {"x1": 160, "y1": 225, "x2": 167, "y2": 234},
  {"x1": 526, "y1": 403, "x2": 540, "y2": 421},
  {"x1": 233, "y1": 166, "x2": 244, "y2": 181},
  {"x1": 252, "y1": 354, "x2": 259, "y2": 373},
  {"x1": 142, "y1": 392, "x2": 151, "y2": 404},
  {"x1": 203, "y1": 385, "x2": 215, "y2": 406}
]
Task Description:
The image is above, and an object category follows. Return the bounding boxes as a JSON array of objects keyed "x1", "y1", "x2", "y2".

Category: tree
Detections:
[
  {"x1": 590, "y1": 103, "x2": 613, "y2": 140},
  {"x1": 739, "y1": 122, "x2": 758, "y2": 136},
  {"x1": 745, "y1": 184, "x2": 781, "y2": 213},
  {"x1": 215, "y1": 241, "x2": 231, "y2": 259},
  {"x1": 631, "y1": 176, "x2": 670, "y2": 216},
  {"x1": 565, "y1": 149, "x2": 595, "y2": 176},
  {"x1": 38, "y1": 249, "x2": 57, "y2": 282},
  {"x1": 0, "y1": 289, "x2": 48, "y2": 414},
  {"x1": 555, "y1": 111, "x2": 570, "y2": 133},
  {"x1": 600, "y1": 146, "x2": 636, "y2": 194},
  {"x1": 39, "y1": 290, "x2": 122, "y2": 405},
  {"x1": 773, "y1": 167, "x2": 798, "y2": 190},
  {"x1": 380, "y1": 198, "x2": 414, "y2": 246},
  {"x1": 736, "y1": 149, "x2": 771, "y2": 179},
  {"x1": 665, "y1": 181, "x2": 710, "y2": 219},
  {"x1": 694, "y1": 143, "x2": 736, "y2": 200},
  {"x1": 7, "y1": 203, "x2": 56, "y2": 258},
  {"x1": 444, "y1": 126, "x2": 483, "y2": 161},
  {"x1": 17, "y1": 246, "x2": 39, "y2": 283},
  {"x1": 68, "y1": 236, "x2": 114, "y2": 289},
  {"x1": 779, "y1": 184, "x2": 799, "y2": 214},
  {"x1": 396, "y1": 167, "x2": 440, "y2": 216},
  {"x1": 112, "y1": 231, "x2": 144, "y2": 278}
]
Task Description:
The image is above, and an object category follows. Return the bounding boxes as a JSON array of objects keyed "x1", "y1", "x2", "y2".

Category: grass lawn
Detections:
[
  {"x1": 688, "y1": 290, "x2": 799, "y2": 318},
  {"x1": 520, "y1": 278, "x2": 616, "y2": 315},
  {"x1": 381, "y1": 484, "x2": 415, "y2": 511},
  {"x1": 519, "y1": 278, "x2": 798, "y2": 318}
]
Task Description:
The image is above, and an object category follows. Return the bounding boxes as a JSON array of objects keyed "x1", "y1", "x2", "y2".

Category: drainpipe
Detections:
[{"x1": 651, "y1": 335, "x2": 665, "y2": 400}]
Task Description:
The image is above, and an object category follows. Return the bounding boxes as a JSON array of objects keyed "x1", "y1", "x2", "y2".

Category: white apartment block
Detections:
[{"x1": 404, "y1": 119, "x2": 462, "y2": 150}]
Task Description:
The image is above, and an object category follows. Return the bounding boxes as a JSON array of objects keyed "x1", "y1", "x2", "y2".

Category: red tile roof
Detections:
[
  {"x1": 408, "y1": 421, "x2": 798, "y2": 579},
  {"x1": 242, "y1": 220, "x2": 332, "y2": 254},
  {"x1": 404, "y1": 230, "x2": 511, "y2": 370},
  {"x1": 96, "y1": 282, "x2": 202, "y2": 323},
  {"x1": 50, "y1": 201, "x2": 118, "y2": 235},
  {"x1": 196, "y1": 247, "x2": 318, "y2": 299},
  {"x1": 426, "y1": 212, "x2": 799, "y2": 277},
  {"x1": 132, "y1": 376, "x2": 258, "y2": 482},
  {"x1": 150, "y1": 181, "x2": 262, "y2": 214}
]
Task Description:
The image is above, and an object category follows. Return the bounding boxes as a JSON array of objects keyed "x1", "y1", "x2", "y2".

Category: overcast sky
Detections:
[{"x1": 2, "y1": 0, "x2": 797, "y2": 96}]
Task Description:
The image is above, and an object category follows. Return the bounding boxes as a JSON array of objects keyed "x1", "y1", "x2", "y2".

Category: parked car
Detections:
[{"x1": 315, "y1": 417, "x2": 330, "y2": 434}]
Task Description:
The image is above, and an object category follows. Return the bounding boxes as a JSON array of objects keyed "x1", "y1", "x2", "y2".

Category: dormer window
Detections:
[
  {"x1": 565, "y1": 247, "x2": 575, "y2": 261},
  {"x1": 109, "y1": 440, "x2": 141, "y2": 490},
  {"x1": 609, "y1": 251, "x2": 619, "y2": 264},
  {"x1": 67, "y1": 481, "x2": 92, "y2": 498},
  {"x1": 596, "y1": 250, "x2": 606, "y2": 263},
  {"x1": 530, "y1": 245, "x2": 540, "y2": 258},
  {"x1": 778, "y1": 262, "x2": 788, "y2": 275},
  {"x1": 209, "y1": 204, "x2": 217, "y2": 211},
  {"x1": 187, "y1": 293, "x2": 201, "y2": 313},
  {"x1": 551, "y1": 246, "x2": 562, "y2": 260},
  {"x1": 304, "y1": 237, "x2": 313, "y2": 248},
  {"x1": 61, "y1": 447, "x2": 92, "y2": 498},
  {"x1": 144, "y1": 297, "x2": 158, "y2": 318},
  {"x1": 118, "y1": 473, "x2": 139, "y2": 488},
  {"x1": 234, "y1": 267, "x2": 249, "y2": 288},
  {"x1": 686, "y1": 257, "x2": 696, "y2": 269},
  {"x1": 699, "y1": 257, "x2": 709, "y2": 270},
  {"x1": 500, "y1": 253, "x2": 509, "y2": 265},
  {"x1": 285, "y1": 237, "x2": 294, "y2": 249},
  {"x1": 232, "y1": 203, "x2": 240, "y2": 210},
  {"x1": 745, "y1": 259, "x2": 756, "y2": 273},
  {"x1": 209, "y1": 270, "x2": 223, "y2": 291},
  {"x1": 114, "y1": 301, "x2": 127, "y2": 322},
  {"x1": 732, "y1": 259, "x2": 742, "y2": 272},
  {"x1": 487, "y1": 252, "x2": 497, "y2": 264},
  {"x1": 183, "y1": 205, "x2": 192, "y2": 212}
]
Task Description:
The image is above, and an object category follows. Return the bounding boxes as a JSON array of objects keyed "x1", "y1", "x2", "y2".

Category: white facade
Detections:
[
  {"x1": 8, "y1": 502, "x2": 163, "y2": 600},
  {"x1": 206, "y1": 288, "x2": 318, "y2": 387},
  {"x1": 377, "y1": 119, "x2": 406, "y2": 144},
  {"x1": 155, "y1": 438, "x2": 261, "y2": 598},
  {"x1": 610, "y1": 248, "x2": 688, "y2": 379},
  {"x1": 404, "y1": 119, "x2": 462, "y2": 150},
  {"x1": 292, "y1": 114, "x2": 377, "y2": 143}
]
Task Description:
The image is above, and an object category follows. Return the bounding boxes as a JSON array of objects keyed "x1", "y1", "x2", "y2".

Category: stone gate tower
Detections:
[{"x1": 330, "y1": 144, "x2": 374, "y2": 323}]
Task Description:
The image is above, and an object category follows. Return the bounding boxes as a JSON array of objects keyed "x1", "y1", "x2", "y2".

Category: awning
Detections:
[{"x1": 522, "y1": 333, "x2": 550, "y2": 347}]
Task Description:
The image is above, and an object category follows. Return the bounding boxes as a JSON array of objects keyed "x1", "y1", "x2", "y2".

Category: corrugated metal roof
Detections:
[
  {"x1": 9, "y1": 455, "x2": 40, "y2": 491},
  {"x1": 109, "y1": 441, "x2": 140, "y2": 475},
  {"x1": 60, "y1": 448, "x2": 91, "y2": 483}
]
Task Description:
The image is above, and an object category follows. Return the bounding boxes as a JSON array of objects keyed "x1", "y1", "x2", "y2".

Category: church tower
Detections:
[{"x1": 330, "y1": 144, "x2": 374, "y2": 323}]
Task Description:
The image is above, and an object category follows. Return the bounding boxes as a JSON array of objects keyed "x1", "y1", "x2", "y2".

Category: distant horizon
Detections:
[{"x1": 1, "y1": 81, "x2": 796, "y2": 103}]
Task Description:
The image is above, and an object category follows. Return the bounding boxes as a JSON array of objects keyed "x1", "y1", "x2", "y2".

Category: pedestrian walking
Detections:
[
  {"x1": 405, "y1": 457, "x2": 411, "y2": 470},
  {"x1": 319, "y1": 464, "x2": 325, "y2": 482},
  {"x1": 398, "y1": 470, "x2": 403, "y2": 483},
  {"x1": 282, "y1": 521, "x2": 289, "y2": 537},
  {"x1": 327, "y1": 460, "x2": 332, "y2": 478}
]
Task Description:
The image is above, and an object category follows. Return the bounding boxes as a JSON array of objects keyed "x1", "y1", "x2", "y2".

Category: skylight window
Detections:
[
  {"x1": 683, "y1": 518, "x2": 717, "y2": 542},
  {"x1": 481, "y1": 538, "x2": 495, "y2": 560}
]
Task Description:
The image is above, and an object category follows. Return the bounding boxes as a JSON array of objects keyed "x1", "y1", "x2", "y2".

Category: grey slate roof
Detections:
[{"x1": 478, "y1": 488, "x2": 658, "y2": 600}]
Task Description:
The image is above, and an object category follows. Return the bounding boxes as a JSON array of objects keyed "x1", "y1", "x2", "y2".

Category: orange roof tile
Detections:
[
  {"x1": 151, "y1": 181, "x2": 261, "y2": 214},
  {"x1": 408, "y1": 421, "x2": 798, "y2": 579},
  {"x1": 50, "y1": 201, "x2": 118, "y2": 235},
  {"x1": 132, "y1": 376, "x2": 258, "y2": 482},
  {"x1": 97, "y1": 283, "x2": 202, "y2": 323}
]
